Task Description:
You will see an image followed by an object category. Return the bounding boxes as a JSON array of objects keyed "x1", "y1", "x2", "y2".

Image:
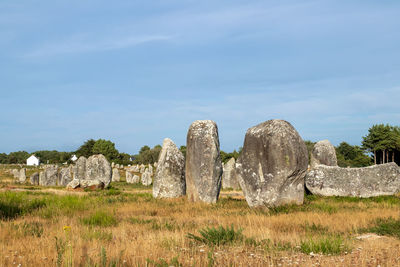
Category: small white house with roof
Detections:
[
  {"x1": 71, "y1": 154, "x2": 78, "y2": 162},
  {"x1": 27, "y1": 155, "x2": 40, "y2": 166}
]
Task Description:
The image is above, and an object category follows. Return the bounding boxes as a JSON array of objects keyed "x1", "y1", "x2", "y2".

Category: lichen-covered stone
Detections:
[
  {"x1": 59, "y1": 167, "x2": 72, "y2": 186},
  {"x1": 18, "y1": 168, "x2": 27, "y2": 183},
  {"x1": 112, "y1": 168, "x2": 120, "y2": 182},
  {"x1": 85, "y1": 154, "x2": 112, "y2": 188},
  {"x1": 310, "y1": 140, "x2": 338, "y2": 168},
  {"x1": 39, "y1": 165, "x2": 58, "y2": 186},
  {"x1": 237, "y1": 119, "x2": 308, "y2": 208},
  {"x1": 222, "y1": 158, "x2": 240, "y2": 190},
  {"x1": 30, "y1": 172, "x2": 39, "y2": 185},
  {"x1": 305, "y1": 163, "x2": 400, "y2": 197},
  {"x1": 72, "y1": 156, "x2": 87, "y2": 180},
  {"x1": 141, "y1": 171, "x2": 152, "y2": 186},
  {"x1": 185, "y1": 120, "x2": 222, "y2": 203},
  {"x1": 153, "y1": 138, "x2": 186, "y2": 198}
]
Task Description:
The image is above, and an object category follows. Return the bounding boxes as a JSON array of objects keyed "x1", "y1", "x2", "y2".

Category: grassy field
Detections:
[{"x1": 0, "y1": 166, "x2": 400, "y2": 266}]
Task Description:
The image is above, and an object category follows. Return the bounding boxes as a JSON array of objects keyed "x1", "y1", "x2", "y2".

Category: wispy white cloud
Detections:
[{"x1": 24, "y1": 34, "x2": 173, "y2": 58}]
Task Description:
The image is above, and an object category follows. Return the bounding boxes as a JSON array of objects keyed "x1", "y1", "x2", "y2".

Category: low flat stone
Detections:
[{"x1": 305, "y1": 163, "x2": 400, "y2": 197}]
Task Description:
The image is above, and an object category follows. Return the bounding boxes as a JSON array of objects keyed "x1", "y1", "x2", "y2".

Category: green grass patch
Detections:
[
  {"x1": 84, "y1": 229, "x2": 113, "y2": 241},
  {"x1": 187, "y1": 225, "x2": 243, "y2": 246},
  {"x1": 300, "y1": 235, "x2": 349, "y2": 255},
  {"x1": 81, "y1": 211, "x2": 118, "y2": 227},
  {"x1": 0, "y1": 192, "x2": 47, "y2": 220},
  {"x1": 362, "y1": 217, "x2": 400, "y2": 238}
]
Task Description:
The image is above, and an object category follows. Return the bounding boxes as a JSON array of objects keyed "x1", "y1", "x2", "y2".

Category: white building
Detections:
[
  {"x1": 27, "y1": 155, "x2": 40, "y2": 166},
  {"x1": 71, "y1": 154, "x2": 78, "y2": 162}
]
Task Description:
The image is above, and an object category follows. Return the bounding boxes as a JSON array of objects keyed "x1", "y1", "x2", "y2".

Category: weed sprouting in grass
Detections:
[
  {"x1": 20, "y1": 221, "x2": 44, "y2": 237},
  {"x1": 362, "y1": 217, "x2": 400, "y2": 238},
  {"x1": 187, "y1": 225, "x2": 243, "y2": 246},
  {"x1": 300, "y1": 235, "x2": 350, "y2": 255},
  {"x1": 55, "y1": 236, "x2": 66, "y2": 267},
  {"x1": 82, "y1": 211, "x2": 118, "y2": 227}
]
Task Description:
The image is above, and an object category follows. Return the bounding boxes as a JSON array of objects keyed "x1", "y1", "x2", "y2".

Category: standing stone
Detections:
[
  {"x1": 153, "y1": 138, "x2": 186, "y2": 198},
  {"x1": 115, "y1": 164, "x2": 120, "y2": 169},
  {"x1": 18, "y1": 168, "x2": 27, "y2": 183},
  {"x1": 148, "y1": 164, "x2": 153, "y2": 175},
  {"x1": 111, "y1": 162, "x2": 115, "y2": 168},
  {"x1": 30, "y1": 172, "x2": 39, "y2": 185},
  {"x1": 305, "y1": 163, "x2": 400, "y2": 197},
  {"x1": 126, "y1": 171, "x2": 133, "y2": 183},
  {"x1": 112, "y1": 168, "x2": 120, "y2": 182},
  {"x1": 12, "y1": 169, "x2": 19, "y2": 179},
  {"x1": 132, "y1": 175, "x2": 140, "y2": 184},
  {"x1": 222, "y1": 158, "x2": 240, "y2": 190},
  {"x1": 236, "y1": 120, "x2": 308, "y2": 208},
  {"x1": 39, "y1": 165, "x2": 59, "y2": 186},
  {"x1": 120, "y1": 164, "x2": 124, "y2": 169},
  {"x1": 72, "y1": 156, "x2": 87, "y2": 180},
  {"x1": 310, "y1": 140, "x2": 338, "y2": 168},
  {"x1": 185, "y1": 120, "x2": 223, "y2": 203},
  {"x1": 59, "y1": 167, "x2": 73, "y2": 186},
  {"x1": 141, "y1": 171, "x2": 152, "y2": 186},
  {"x1": 140, "y1": 164, "x2": 146, "y2": 174},
  {"x1": 85, "y1": 154, "x2": 112, "y2": 188},
  {"x1": 154, "y1": 162, "x2": 158, "y2": 168}
]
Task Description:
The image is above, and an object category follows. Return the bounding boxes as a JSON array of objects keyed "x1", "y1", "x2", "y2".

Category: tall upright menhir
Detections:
[
  {"x1": 185, "y1": 120, "x2": 223, "y2": 203},
  {"x1": 236, "y1": 119, "x2": 308, "y2": 208}
]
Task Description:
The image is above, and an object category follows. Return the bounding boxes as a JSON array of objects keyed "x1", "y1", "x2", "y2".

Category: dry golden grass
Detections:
[{"x1": 0, "y1": 167, "x2": 400, "y2": 266}]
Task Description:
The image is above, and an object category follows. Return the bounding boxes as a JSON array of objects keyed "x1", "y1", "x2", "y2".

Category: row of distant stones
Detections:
[{"x1": 10, "y1": 119, "x2": 400, "y2": 208}]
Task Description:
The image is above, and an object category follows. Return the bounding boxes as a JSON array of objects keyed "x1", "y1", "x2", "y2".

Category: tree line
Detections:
[{"x1": 0, "y1": 124, "x2": 398, "y2": 166}]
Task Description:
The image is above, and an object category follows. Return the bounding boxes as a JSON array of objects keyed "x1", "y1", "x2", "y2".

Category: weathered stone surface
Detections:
[
  {"x1": 12, "y1": 169, "x2": 19, "y2": 178},
  {"x1": 140, "y1": 164, "x2": 146, "y2": 173},
  {"x1": 30, "y1": 172, "x2": 39, "y2": 185},
  {"x1": 66, "y1": 179, "x2": 80, "y2": 189},
  {"x1": 305, "y1": 163, "x2": 400, "y2": 197},
  {"x1": 222, "y1": 158, "x2": 240, "y2": 190},
  {"x1": 111, "y1": 162, "x2": 115, "y2": 168},
  {"x1": 59, "y1": 167, "x2": 72, "y2": 186},
  {"x1": 126, "y1": 172, "x2": 140, "y2": 184},
  {"x1": 18, "y1": 168, "x2": 27, "y2": 183},
  {"x1": 153, "y1": 138, "x2": 186, "y2": 198},
  {"x1": 115, "y1": 164, "x2": 120, "y2": 169},
  {"x1": 112, "y1": 168, "x2": 120, "y2": 182},
  {"x1": 141, "y1": 171, "x2": 152, "y2": 186},
  {"x1": 148, "y1": 164, "x2": 153, "y2": 175},
  {"x1": 85, "y1": 154, "x2": 112, "y2": 188},
  {"x1": 185, "y1": 120, "x2": 222, "y2": 203},
  {"x1": 310, "y1": 140, "x2": 338, "y2": 168},
  {"x1": 132, "y1": 175, "x2": 140, "y2": 184},
  {"x1": 80, "y1": 179, "x2": 104, "y2": 190},
  {"x1": 237, "y1": 119, "x2": 308, "y2": 208},
  {"x1": 39, "y1": 165, "x2": 59, "y2": 186},
  {"x1": 72, "y1": 156, "x2": 87, "y2": 180}
]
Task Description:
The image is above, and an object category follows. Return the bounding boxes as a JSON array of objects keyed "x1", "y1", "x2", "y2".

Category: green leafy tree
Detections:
[
  {"x1": 336, "y1": 142, "x2": 371, "y2": 167},
  {"x1": 7, "y1": 151, "x2": 30, "y2": 164},
  {"x1": 132, "y1": 145, "x2": 162, "y2": 164},
  {"x1": 362, "y1": 124, "x2": 400, "y2": 164},
  {"x1": 92, "y1": 139, "x2": 120, "y2": 161},
  {"x1": 75, "y1": 139, "x2": 96, "y2": 158}
]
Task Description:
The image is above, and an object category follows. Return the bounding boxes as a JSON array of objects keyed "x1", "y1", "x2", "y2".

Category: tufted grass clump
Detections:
[
  {"x1": 81, "y1": 211, "x2": 118, "y2": 227},
  {"x1": 187, "y1": 224, "x2": 243, "y2": 246},
  {"x1": 0, "y1": 192, "x2": 47, "y2": 220},
  {"x1": 362, "y1": 217, "x2": 400, "y2": 238},
  {"x1": 300, "y1": 235, "x2": 349, "y2": 255}
]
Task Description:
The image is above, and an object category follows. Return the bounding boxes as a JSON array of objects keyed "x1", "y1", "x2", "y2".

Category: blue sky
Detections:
[{"x1": 1, "y1": 1, "x2": 399, "y2": 154}]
